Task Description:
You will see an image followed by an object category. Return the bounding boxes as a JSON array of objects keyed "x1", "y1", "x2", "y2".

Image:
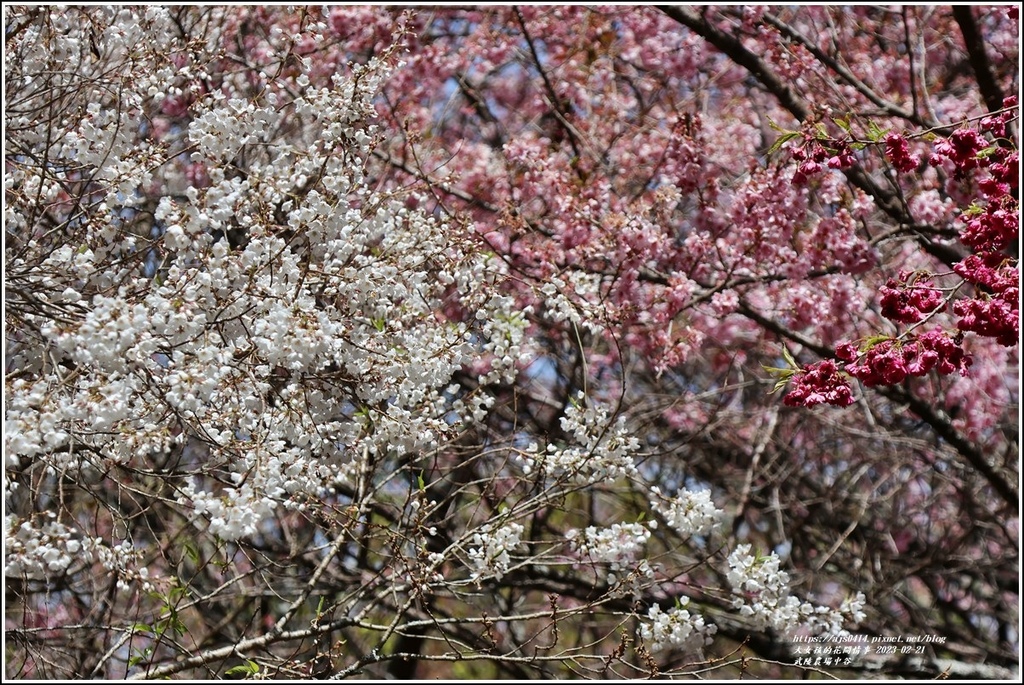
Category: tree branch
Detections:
[
  {"x1": 951, "y1": 6, "x2": 1006, "y2": 114},
  {"x1": 759, "y1": 11, "x2": 934, "y2": 128},
  {"x1": 654, "y1": 6, "x2": 809, "y2": 121},
  {"x1": 736, "y1": 301, "x2": 1018, "y2": 513},
  {"x1": 879, "y1": 386, "x2": 1019, "y2": 513},
  {"x1": 655, "y1": 5, "x2": 967, "y2": 268},
  {"x1": 512, "y1": 5, "x2": 585, "y2": 167}
]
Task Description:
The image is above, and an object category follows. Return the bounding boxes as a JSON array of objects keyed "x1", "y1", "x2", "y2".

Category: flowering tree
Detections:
[{"x1": 4, "y1": 5, "x2": 1017, "y2": 680}]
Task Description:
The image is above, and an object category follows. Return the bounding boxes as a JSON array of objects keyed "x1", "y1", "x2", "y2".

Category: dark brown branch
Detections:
[
  {"x1": 879, "y1": 386, "x2": 1019, "y2": 513},
  {"x1": 655, "y1": 5, "x2": 968, "y2": 269},
  {"x1": 759, "y1": 11, "x2": 932, "y2": 127},
  {"x1": 513, "y1": 6, "x2": 585, "y2": 166},
  {"x1": 655, "y1": 6, "x2": 809, "y2": 121},
  {"x1": 736, "y1": 302, "x2": 1018, "y2": 513},
  {"x1": 952, "y1": 6, "x2": 1006, "y2": 114}
]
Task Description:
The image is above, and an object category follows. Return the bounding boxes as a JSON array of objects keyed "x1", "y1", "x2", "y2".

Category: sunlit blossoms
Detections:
[
  {"x1": 467, "y1": 522, "x2": 525, "y2": 581},
  {"x1": 783, "y1": 96, "x2": 1017, "y2": 411},
  {"x1": 640, "y1": 600, "x2": 718, "y2": 653},
  {"x1": 930, "y1": 127, "x2": 989, "y2": 175},
  {"x1": 837, "y1": 330, "x2": 973, "y2": 387},
  {"x1": 954, "y1": 294, "x2": 1019, "y2": 347},
  {"x1": 726, "y1": 544, "x2": 866, "y2": 636},
  {"x1": 5, "y1": 513, "x2": 152, "y2": 593},
  {"x1": 568, "y1": 522, "x2": 653, "y2": 584},
  {"x1": 516, "y1": 395, "x2": 641, "y2": 484},
  {"x1": 3, "y1": 18, "x2": 525, "y2": 547},
  {"x1": 649, "y1": 487, "x2": 723, "y2": 539}
]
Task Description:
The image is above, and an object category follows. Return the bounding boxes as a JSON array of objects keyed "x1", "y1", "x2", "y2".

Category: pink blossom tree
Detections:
[{"x1": 4, "y1": 5, "x2": 1017, "y2": 680}]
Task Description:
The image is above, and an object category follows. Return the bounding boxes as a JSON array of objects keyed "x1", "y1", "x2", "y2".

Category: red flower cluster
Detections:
[
  {"x1": 790, "y1": 136, "x2": 856, "y2": 184},
  {"x1": 949, "y1": 97, "x2": 1020, "y2": 346},
  {"x1": 979, "y1": 150, "x2": 1018, "y2": 198},
  {"x1": 878, "y1": 274, "x2": 944, "y2": 324},
  {"x1": 792, "y1": 159, "x2": 822, "y2": 184},
  {"x1": 930, "y1": 127, "x2": 989, "y2": 175},
  {"x1": 959, "y1": 197, "x2": 1019, "y2": 252},
  {"x1": 954, "y1": 295, "x2": 1019, "y2": 347},
  {"x1": 953, "y1": 254, "x2": 1018, "y2": 291},
  {"x1": 782, "y1": 359, "x2": 855, "y2": 407},
  {"x1": 883, "y1": 132, "x2": 922, "y2": 173},
  {"x1": 981, "y1": 95, "x2": 1018, "y2": 138},
  {"x1": 837, "y1": 330, "x2": 972, "y2": 387},
  {"x1": 785, "y1": 100, "x2": 1016, "y2": 409}
]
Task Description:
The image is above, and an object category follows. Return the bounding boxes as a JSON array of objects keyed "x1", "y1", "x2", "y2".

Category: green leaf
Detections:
[
  {"x1": 768, "y1": 377, "x2": 791, "y2": 395},
  {"x1": 975, "y1": 145, "x2": 999, "y2": 159},
  {"x1": 761, "y1": 365, "x2": 792, "y2": 375},
  {"x1": 866, "y1": 121, "x2": 890, "y2": 142},
  {"x1": 767, "y1": 130, "x2": 801, "y2": 155},
  {"x1": 832, "y1": 116, "x2": 852, "y2": 133},
  {"x1": 961, "y1": 201, "x2": 985, "y2": 217},
  {"x1": 183, "y1": 539, "x2": 200, "y2": 565},
  {"x1": 861, "y1": 334, "x2": 894, "y2": 349},
  {"x1": 225, "y1": 660, "x2": 260, "y2": 678},
  {"x1": 762, "y1": 361, "x2": 797, "y2": 395},
  {"x1": 168, "y1": 584, "x2": 191, "y2": 603},
  {"x1": 766, "y1": 117, "x2": 795, "y2": 133},
  {"x1": 416, "y1": 472, "x2": 425, "y2": 491}
]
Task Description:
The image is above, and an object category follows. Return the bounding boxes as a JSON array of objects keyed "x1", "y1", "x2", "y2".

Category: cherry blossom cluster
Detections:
[
  {"x1": 953, "y1": 255, "x2": 1019, "y2": 347},
  {"x1": 883, "y1": 131, "x2": 923, "y2": 173},
  {"x1": 838, "y1": 330, "x2": 972, "y2": 386},
  {"x1": 931, "y1": 127, "x2": 990, "y2": 176},
  {"x1": 955, "y1": 297, "x2": 1018, "y2": 348},
  {"x1": 878, "y1": 273, "x2": 945, "y2": 324},
  {"x1": 538, "y1": 272, "x2": 607, "y2": 335},
  {"x1": 960, "y1": 194, "x2": 1019, "y2": 254},
  {"x1": 648, "y1": 486, "x2": 723, "y2": 539},
  {"x1": 639, "y1": 599, "x2": 718, "y2": 653},
  {"x1": 4, "y1": 513, "x2": 99, "y2": 579},
  {"x1": 941, "y1": 101, "x2": 1020, "y2": 350},
  {"x1": 467, "y1": 521, "x2": 524, "y2": 582},
  {"x1": 4, "y1": 513, "x2": 152, "y2": 593},
  {"x1": 515, "y1": 395, "x2": 641, "y2": 484},
  {"x1": 4, "y1": 5, "x2": 1017, "y2": 676},
  {"x1": 3, "y1": 9, "x2": 529, "y2": 564},
  {"x1": 475, "y1": 299, "x2": 534, "y2": 385},
  {"x1": 927, "y1": 118, "x2": 1018, "y2": 274},
  {"x1": 94, "y1": 539, "x2": 155, "y2": 593},
  {"x1": 726, "y1": 544, "x2": 866, "y2": 635},
  {"x1": 781, "y1": 360, "x2": 855, "y2": 408},
  {"x1": 789, "y1": 131, "x2": 857, "y2": 184},
  {"x1": 567, "y1": 522, "x2": 653, "y2": 584}
]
